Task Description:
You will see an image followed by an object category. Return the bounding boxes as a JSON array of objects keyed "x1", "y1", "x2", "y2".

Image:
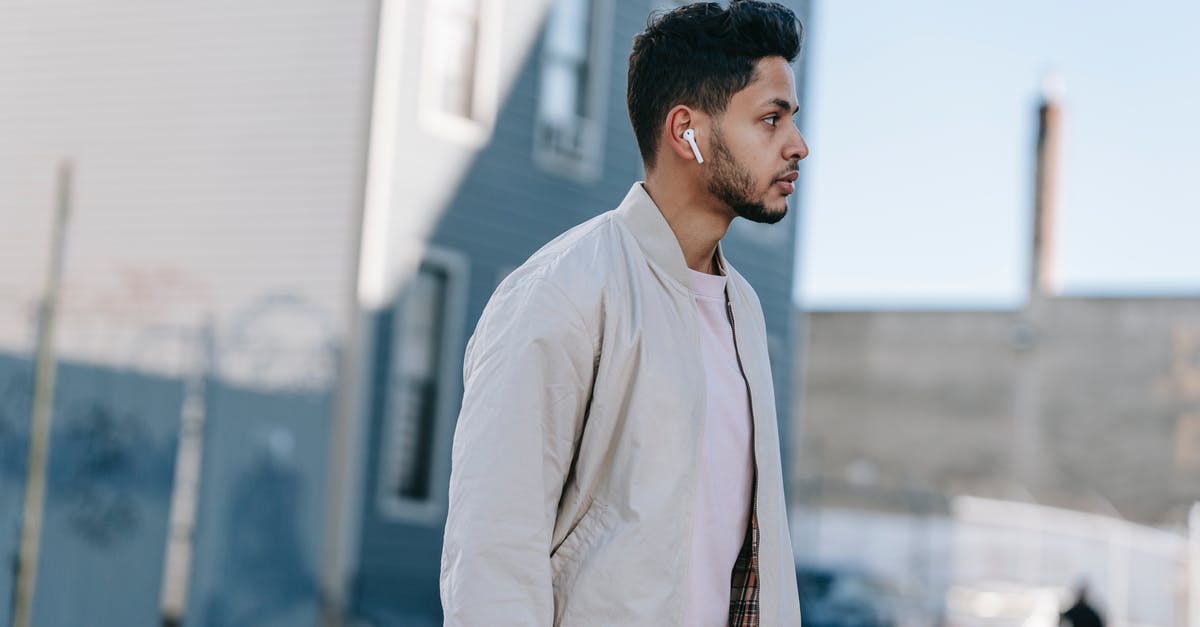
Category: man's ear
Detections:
[{"x1": 664, "y1": 105, "x2": 704, "y2": 163}]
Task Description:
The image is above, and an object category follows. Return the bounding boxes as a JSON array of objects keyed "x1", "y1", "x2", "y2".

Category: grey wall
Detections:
[{"x1": 798, "y1": 297, "x2": 1200, "y2": 525}]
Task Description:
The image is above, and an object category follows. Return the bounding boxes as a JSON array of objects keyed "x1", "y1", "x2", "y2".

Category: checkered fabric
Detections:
[{"x1": 727, "y1": 495, "x2": 760, "y2": 626}]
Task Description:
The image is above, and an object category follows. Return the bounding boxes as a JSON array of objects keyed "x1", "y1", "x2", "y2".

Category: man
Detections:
[{"x1": 440, "y1": 1, "x2": 808, "y2": 625}]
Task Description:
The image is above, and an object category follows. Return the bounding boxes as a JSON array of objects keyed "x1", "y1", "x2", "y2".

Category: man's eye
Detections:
[{"x1": 764, "y1": 115, "x2": 778, "y2": 127}]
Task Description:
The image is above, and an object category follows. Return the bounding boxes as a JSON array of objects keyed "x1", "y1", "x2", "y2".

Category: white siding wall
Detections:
[{"x1": 0, "y1": 1, "x2": 377, "y2": 379}]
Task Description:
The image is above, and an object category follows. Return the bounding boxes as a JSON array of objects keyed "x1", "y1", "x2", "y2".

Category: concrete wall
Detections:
[{"x1": 797, "y1": 297, "x2": 1200, "y2": 525}]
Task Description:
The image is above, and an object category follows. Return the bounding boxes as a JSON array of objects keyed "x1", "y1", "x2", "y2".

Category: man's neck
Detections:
[{"x1": 641, "y1": 175, "x2": 734, "y2": 275}]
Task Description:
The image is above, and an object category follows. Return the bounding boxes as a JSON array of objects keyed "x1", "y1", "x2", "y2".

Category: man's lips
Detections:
[{"x1": 774, "y1": 170, "x2": 799, "y2": 194}]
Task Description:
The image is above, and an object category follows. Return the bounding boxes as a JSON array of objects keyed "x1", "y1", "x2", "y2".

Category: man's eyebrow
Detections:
[{"x1": 764, "y1": 98, "x2": 800, "y2": 115}]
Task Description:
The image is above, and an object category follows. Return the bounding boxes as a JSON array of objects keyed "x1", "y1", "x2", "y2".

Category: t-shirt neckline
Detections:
[{"x1": 686, "y1": 266, "x2": 727, "y2": 300}]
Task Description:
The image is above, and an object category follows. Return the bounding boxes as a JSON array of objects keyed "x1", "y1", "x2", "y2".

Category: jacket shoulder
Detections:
[{"x1": 499, "y1": 211, "x2": 627, "y2": 319}]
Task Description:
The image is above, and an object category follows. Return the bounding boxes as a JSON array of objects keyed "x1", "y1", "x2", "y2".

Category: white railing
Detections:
[{"x1": 791, "y1": 499, "x2": 1197, "y2": 626}]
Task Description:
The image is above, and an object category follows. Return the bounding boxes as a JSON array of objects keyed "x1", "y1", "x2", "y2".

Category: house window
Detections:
[
  {"x1": 377, "y1": 250, "x2": 468, "y2": 521},
  {"x1": 535, "y1": 0, "x2": 611, "y2": 179},
  {"x1": 428, "y1": 0, "x2": 483, "y2": 119},
  {"x1": 420, "y1": 0, "x2": 500, "y2": 142}
]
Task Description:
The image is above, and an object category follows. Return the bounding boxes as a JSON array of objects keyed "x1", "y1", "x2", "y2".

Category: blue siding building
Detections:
[{"x1": 348, "y1": 1, "x2": 810, "y2": 624}]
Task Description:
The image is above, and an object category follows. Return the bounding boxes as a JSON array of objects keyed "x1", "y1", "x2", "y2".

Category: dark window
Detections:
[{"x1": 379, "y1": 263, "x2": 450, "y2": 503}]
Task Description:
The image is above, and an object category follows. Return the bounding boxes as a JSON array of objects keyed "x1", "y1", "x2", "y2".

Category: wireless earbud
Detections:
[{"x1": 682, "y1": 128, "x2": 704, "y2": 164}]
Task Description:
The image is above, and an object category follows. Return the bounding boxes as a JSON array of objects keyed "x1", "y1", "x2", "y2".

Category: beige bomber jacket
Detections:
[{"x1": 440, "y1": 183, "x2": 802, "y2": 626}]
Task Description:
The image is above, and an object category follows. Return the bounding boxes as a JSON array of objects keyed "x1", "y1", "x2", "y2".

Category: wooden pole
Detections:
[{"x1": 12, "y1": 162, "x2": 73, "y2": 627}]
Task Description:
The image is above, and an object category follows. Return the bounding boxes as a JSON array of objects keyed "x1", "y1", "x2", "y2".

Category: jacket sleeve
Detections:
[{"x1": 440, "y1": 276, "x2": 596, "y2": 626}]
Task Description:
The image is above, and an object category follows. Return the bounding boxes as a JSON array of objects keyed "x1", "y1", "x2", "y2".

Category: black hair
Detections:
[{"x1": 627, "y1": 1, "x2": 803, "y2": 167}]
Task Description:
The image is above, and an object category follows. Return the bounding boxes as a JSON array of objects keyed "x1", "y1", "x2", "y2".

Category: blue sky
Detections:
[{"x1": 794, "y1": 0, "x2": 1200, "y2": 309}]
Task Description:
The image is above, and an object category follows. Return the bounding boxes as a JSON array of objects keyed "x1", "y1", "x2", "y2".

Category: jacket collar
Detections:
[{"x1": 615, "y1": 182, "x2": 734, "y2": 290}]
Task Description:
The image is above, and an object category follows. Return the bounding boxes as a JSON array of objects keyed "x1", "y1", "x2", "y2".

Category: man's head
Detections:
[{"x1": 627, "y1": 1, "x2": 808, "y2": 224}]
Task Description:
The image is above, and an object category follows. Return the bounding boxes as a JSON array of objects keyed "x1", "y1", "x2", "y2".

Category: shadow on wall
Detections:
[{"x1": 0, "y1": 289, "x2": 341, "y2": 627}]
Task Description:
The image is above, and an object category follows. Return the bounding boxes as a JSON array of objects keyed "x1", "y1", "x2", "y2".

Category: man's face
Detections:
[{"x1": 704, "y1": 56, "x2": 808, "y2": 224}]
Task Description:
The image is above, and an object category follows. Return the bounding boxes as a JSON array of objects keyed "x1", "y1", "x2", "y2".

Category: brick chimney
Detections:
[{"x1": 1030, "y1": 75, "x2": 1064, "y2": 298}]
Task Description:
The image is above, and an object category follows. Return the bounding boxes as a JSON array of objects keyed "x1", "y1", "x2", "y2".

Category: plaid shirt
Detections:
[{"x1": 727, "y1": 482, "x2": 760, "y2": 626}]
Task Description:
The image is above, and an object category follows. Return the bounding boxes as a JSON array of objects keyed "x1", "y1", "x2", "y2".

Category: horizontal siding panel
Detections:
[{"x1": 0, "y1": 1, "x2": 377, "y2": 364}]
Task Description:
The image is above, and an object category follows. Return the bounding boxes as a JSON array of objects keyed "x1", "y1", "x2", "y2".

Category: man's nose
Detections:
[{"x1": 786, "y1": 129, "x2": 809, "y2": 162}]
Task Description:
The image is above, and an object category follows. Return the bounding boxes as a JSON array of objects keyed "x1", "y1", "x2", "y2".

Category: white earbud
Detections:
[{"x1": 683, "y1": 128, "x2": 704, "y2": 164}]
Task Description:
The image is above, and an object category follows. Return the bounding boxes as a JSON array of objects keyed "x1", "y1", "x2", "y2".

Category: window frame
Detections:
[
  {"x1": 418, "y1": 0, "x2": 504, "y2": 145},
  {"x1": 533, "y1": 0, "x2": 614, "y2": 181},
  {"x1": 375, "y1": 247, "x2": 470, "y2": 525}
]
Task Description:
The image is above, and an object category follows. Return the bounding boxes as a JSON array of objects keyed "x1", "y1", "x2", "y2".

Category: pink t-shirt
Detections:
[{"x1": 683, "y1": 265, "x2": 755, "y2": 626}]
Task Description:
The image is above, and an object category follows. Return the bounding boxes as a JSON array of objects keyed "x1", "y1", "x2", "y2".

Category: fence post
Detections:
[{"x1": 158, "y1": 319, "x2": 216, "y2": 626}]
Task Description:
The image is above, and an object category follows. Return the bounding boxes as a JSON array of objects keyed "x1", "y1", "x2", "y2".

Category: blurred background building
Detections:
[
  {"x1": 798, "y1": 85, "x2": 1200, "y2": 527},
  {"x1": 0, "y1": 1, "x2": 806, "y2": 626},
  {"x1": 793, "y1": 85, "x2": 1200, "y2": 626}
]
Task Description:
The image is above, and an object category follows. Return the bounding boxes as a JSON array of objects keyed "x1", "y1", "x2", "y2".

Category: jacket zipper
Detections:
[{"x1": 725, "y1": 298, "x2": 760, "y2": 580}]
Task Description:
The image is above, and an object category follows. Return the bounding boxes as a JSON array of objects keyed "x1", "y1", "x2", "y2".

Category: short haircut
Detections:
[{"x1": 627, "y1": 1, "x2": 803, "y2": 167}]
